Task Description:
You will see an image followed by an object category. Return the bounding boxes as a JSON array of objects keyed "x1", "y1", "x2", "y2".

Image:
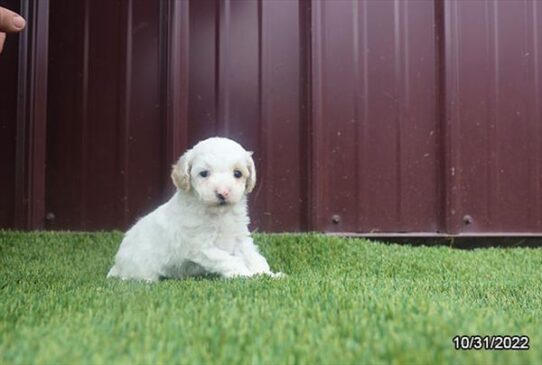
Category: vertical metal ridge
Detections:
[
  {"x1": 530, "y1": 0, "x2": 541, "y2": 227},
  {"x1": 33, "y1": 0, "x2": 48, "y2": 228},
  {"x1": 28, "y1": 0, "x2": 38, "y2": 225},
  {"x1": 213, "y1": 0, "x2": 220, "y2": 136},
  {"x1": 443, "y1": 0, "x2": 463, "y2": 234},
  {"x1": 14, "y1": 0, "x2": 30, "y2": 228},
  {"x1": 119, "y1": 0, "x2": 133, "y2": 227},
  {"x1": 393, "y1": 0, "x2": 403, "y2": 225},
  {"x1": 310, "y1": 1, "x2": 325, "y2": 229},
  {"x1": 434, "y1": 0, "x2": 446, "y2": 233},
  {"x1": 180, "y1": 0, "x2": 190, "y2": 154},
  {"x1": 352, "y1": 0, "x2": 361, "y2": 229},
  {"x1": 522, "y1": 0, "x2": 533, "y2": 227},
  {"x1": 217, "y1": 0, "x2": 231, "y2": 136},
  {"x1": 161, "y1": 0, "x2": 189, "y2": 197},
  {"x1": 451, "y1": 0, "x2": 463, "y2": 233},
  {"x1": 486, "y1": 1, "x2": 500, "y2": 225},
  {"x1": 484, "y1": 0, "x2": 492, "y2": 224},
  {"x1": 353, "y1": 0, "x2": 369, "y2": 230},
  {"x1": 223, "y1": 0, "x2": 231, "y2": 136},
  {"x1": 14, "y1": 0, "x2": 49, "y2": 229},
  {"x1": 402, "y1": 3, "x2": 411, "y2": 107},
  {"x1": 158, "y1": 0, "x2": 168, "y2": 193},
  {"x1": 361, "y1": 0, "x2": 369, "y2": 230},
  {"x1": 299, "y1": 0, "x2": 311, "y2": 231},
  {"x1": 80, "y1": 0, "x2": 90, "y2": 228},
  {"x1": 400, "y1": 0, "x2": 411, "y2": 227},
  {"x1": 257, "y1": 0, "x2": 272, "y2": 225}
]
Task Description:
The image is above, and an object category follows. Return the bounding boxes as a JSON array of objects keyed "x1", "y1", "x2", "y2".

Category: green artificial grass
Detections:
[{"x1": 1, "y1": 231, "x2": 541, "y2": 365}]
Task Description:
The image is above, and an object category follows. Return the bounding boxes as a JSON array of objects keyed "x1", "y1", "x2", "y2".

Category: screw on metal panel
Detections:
[
  {"x1": 462, "y1": 215, "x2": 473, "y2": 225},
  {"x1": 331, "y1": 215, "x2": 341, "y2": 224},
  {"x1": 45, "y1": 212, "x2": 55, "y2": 221}
]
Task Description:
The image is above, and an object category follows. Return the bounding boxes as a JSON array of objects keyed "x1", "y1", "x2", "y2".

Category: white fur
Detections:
[{"x1": 107, "y1": 137, "x2": 281, "y2": 282}]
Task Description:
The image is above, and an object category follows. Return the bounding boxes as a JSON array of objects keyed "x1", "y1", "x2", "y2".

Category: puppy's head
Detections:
[{"x1": 171, "y1": 137, "x2": 256, "y2": 207}]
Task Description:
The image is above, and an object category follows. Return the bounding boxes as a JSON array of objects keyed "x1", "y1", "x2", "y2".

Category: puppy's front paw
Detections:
[
  {"x1": 223, "y1": 268, "x2": 254, "y2": 279},
  {"x1": 270, "y1": 271, "x2": 286, "y2": 279}
]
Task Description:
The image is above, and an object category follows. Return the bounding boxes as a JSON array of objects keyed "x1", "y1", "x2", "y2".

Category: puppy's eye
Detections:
[
  {"x1": 199, "y1": 170, "x2": 209, "y2": 178},
  {"x1": 233, "y1": 170, "x2": 242, "y2": 179}
]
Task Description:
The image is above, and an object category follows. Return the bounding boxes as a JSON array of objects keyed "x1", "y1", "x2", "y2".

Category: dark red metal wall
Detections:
[
  {"x1": 444, "y1": 0, "x2": 542, "y2": 234},
  {"x1": 0, "y1": 0, "x2": 20, "y2": 228},
  {"x1": 187, "y1": 0, "x2": 308, "y2": 231},
  {"x1": 1, "y1": 0, "x2": 49, "y2": 229},
  {"x1": 310, "y1": 0, "x2": 441, "y2": 233},
  {"x1": 1, "y1": 0, "x2": 542, "y2": 235},
  {"x1": 46, "y1": 0, "x2": 169, "y2": 230}
]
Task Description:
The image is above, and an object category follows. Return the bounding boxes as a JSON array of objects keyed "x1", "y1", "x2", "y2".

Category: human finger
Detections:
[
  {"x1": 0, "y1": 32, "x2": 6, "y2": 54},
  {"x1": 0, "y1": 7, "x2": 26, "y2": 33}
]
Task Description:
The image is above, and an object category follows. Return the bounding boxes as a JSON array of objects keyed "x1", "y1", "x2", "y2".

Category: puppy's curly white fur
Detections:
[{"x1": 108, "y1": 137, "x2": 280, "y2": 281}]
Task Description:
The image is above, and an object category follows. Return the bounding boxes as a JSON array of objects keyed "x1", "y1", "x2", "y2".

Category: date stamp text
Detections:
[{"x1": 453, "y1": 335, "x2": 530, "y2": 350}]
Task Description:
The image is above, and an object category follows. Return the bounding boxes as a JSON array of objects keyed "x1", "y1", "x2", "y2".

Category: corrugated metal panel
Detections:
[
  {"x1": 45, "y1": 0, "x2": 189, "y2": 230},
  {"x1": 0, "y1": 0, "x2": 20, "y2": 228},
  {"x1": 310, "y1": 0, "x2": 440, "y2": 233},
  {"x1": 187, "y1": 0, "x2": 308, "y2": 231},
  {"x1": 44, "y1": 0, "x2": 306, "y2": 231},
  {"x1": 2, "y1": 0, "x2": 542, "y2": 235},
  {"x1": 0, "y1": 0, "x2": 48, "y2": 229},
  {"x1": 444, "y1": 0, "x2": 542, "y2": 234}
]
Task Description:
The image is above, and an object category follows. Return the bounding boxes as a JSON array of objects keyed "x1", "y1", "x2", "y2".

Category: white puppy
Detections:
[{"x1": 108, "y1": 137, "x2": 280, "y2": 281}]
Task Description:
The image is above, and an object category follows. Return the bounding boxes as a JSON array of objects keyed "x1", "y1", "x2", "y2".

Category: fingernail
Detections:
[{"x1": 12, "y1": 16, "x2": 26, "y2": 30}]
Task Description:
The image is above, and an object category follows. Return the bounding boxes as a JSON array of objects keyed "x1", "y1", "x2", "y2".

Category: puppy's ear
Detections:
[
  {"x1": 246, "y1": 152, "x2": 256, "y2": 193},
  {"x1": 171, "y1": 149, "x2": 193, "y2": 191}
]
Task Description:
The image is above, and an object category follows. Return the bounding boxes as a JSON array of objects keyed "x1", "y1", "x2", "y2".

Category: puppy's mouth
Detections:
[
  {"x1": 205, "y1": 201, "x2": 232, "y2": 211},
  {"x1": 215, "y1": 194, "x2": 231, "y2": 206}
]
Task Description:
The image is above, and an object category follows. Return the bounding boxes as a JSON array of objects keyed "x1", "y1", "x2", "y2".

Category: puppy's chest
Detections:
[
  {"x1": 210, "y1": 226, "x2": 241, "y2": 251},
  {"x1": 178, "y1": 210, "x2": 248, "y2": 253},
  {"x1": 206, "y1": 217, "x2": 245, "y2": 251}
]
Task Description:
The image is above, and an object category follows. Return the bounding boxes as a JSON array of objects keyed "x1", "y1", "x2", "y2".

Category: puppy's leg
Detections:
[
  {"x1": 107, "y1": 263, "x2": 161, "y2": 282},
  {"x1": 237, "y1": 239, "x2": 284, "y2": 277},
  {"x1": 189, "y1": 247, "x2": 253, "y2": 278}
]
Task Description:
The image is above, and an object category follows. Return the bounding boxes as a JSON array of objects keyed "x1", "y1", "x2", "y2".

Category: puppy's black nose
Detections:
[{"x1": 216, "y1": 193, "x2": 226, "y2": 202}]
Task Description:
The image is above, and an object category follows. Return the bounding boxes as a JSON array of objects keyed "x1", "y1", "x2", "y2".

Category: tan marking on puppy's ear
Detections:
[
  {"x1": 171, "y1": 149, "x2": 193, "y2": 191},
  {"x1": 246, "y1": 152, "x2": 256, "y2": 193}
]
